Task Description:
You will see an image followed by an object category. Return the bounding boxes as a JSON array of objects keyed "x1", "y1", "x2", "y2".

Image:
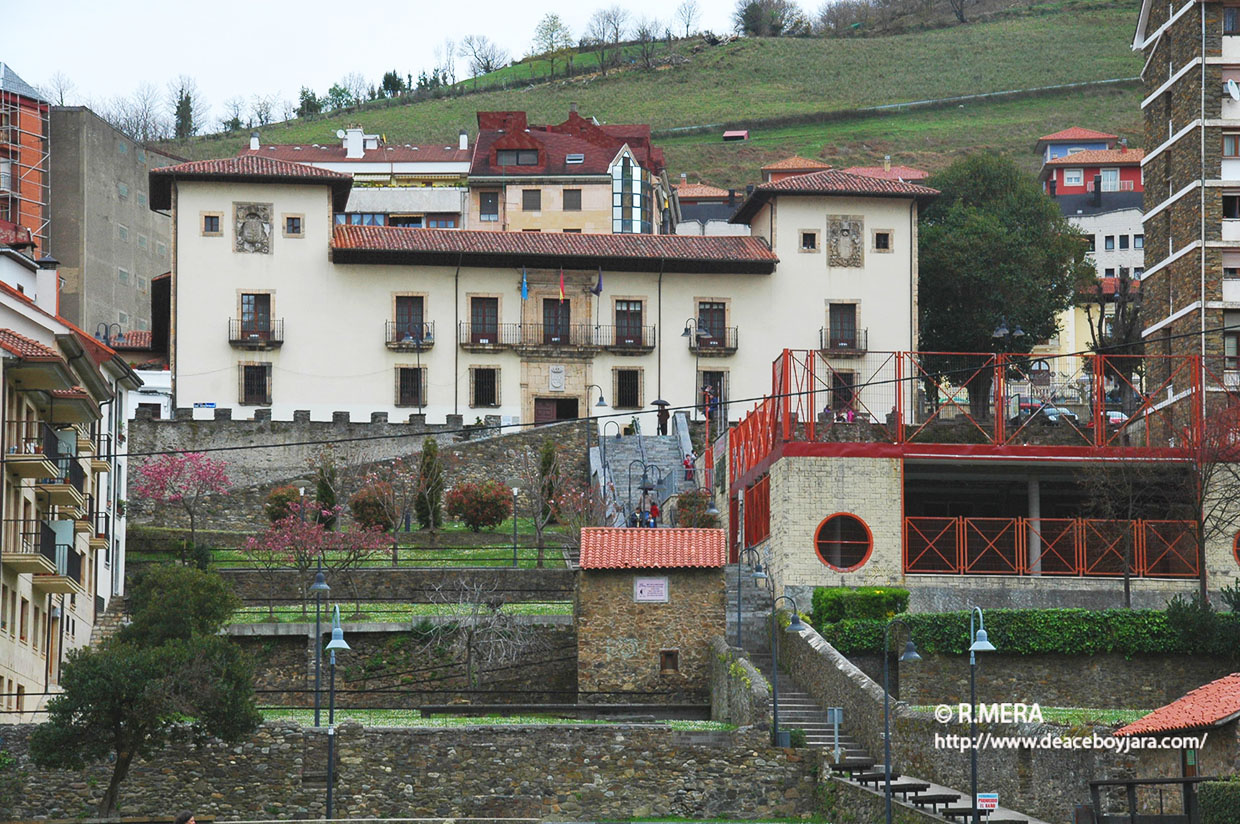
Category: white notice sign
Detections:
[
  {"x1": 977, "y1": 793, "x2": 998, "y2": 811},
  {"x1": 633, "y1": 577, "x2": 669, "y2": 602}
]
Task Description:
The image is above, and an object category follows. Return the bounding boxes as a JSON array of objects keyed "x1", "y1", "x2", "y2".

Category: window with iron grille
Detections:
[
  {"x1": 615, "y1": 369, "x2": 641, "y2": 409},
  {"x1": 396, "y1": 367, "x2": 426, "y2": 407},
  {"x1": 522, "y1": 189, "x2": 542, "y2": 211},
  {"x1": 241, "y1": 364, "x2": 272, "y2": 405},
  {"x1": 470, "y1": 367, "x2": 500, "y2": 407}
]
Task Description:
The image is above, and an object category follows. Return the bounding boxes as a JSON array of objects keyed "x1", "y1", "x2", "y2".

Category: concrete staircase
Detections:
[
  {"x1": 723, "y1": 570, "x2": 1046, "y2": 824},
  {"x1": 89, "y1": 597, "x2": 127, "y2": 648},
  {"x1": 597, "y1": 432, "x2": 690, "y2": 514}
]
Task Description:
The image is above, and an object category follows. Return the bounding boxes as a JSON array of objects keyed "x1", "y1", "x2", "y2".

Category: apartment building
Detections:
[
  {"x1": 149, "y1": 156, "x2": 935, "y2": 428},
  {"x1": 0, "y1": 221, "x2": 139, "y2": 721}
]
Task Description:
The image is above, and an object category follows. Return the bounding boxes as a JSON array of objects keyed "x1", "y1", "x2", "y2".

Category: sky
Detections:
[{"x1": 6, "y1": 0, "x2": 736, "y2": 129}]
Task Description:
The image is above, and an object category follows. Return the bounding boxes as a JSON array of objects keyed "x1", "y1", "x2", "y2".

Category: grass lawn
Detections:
[
  {"x1": 162, "y1": 1, "x2": 1140, "y2": 162},
  {"x1": 258, "y1": 707, "x2": 733, "y2": 730},
  {"x1": 231, "y1": 601, "x2": 572, "y2": 624},
  {"x1": 910, "y1": 705, "x2": 1146, "y2": 725}
]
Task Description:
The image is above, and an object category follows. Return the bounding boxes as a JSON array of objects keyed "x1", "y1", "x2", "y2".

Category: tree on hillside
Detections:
[
  {"x1": 101, "y1": 83, "x2": 169, "y2": 143},
  {"x1": 918, "y1": 152, "x2": 1091, "y2": 418},
  {"x1": 532, "y1": 14, "x2": 575, "y2": 79},
  {"x1": 250, "y1": 94, "x2": 274, "y2": 126},
  {"x1": 676, "y1": 0, "x2": 702, "y2": 37},
  {"x1": 221, "y1": 96, "x2": 245, "y2": 132},
  {"x1": 435, "y1": 39, "x2": 458, "y2": 85},
  {"x1": 634, "y1": 17, "x2": 663, "y2": 68},
  {"x1": 325, "y1": 83, "x2": 353, "y2": 111},
  {"x1": 131, "y1": 452, "x2": 229, "y2": 558},
  {"x1": 460, "y1": 35, "x2": 510, "y2": 78},
  {"x1": 734, "y1": 0, "x2": 810, "y2": 36},
  {"x1": 168, "y1": 76, "x2": 206, "y2": 140},
  {"x1": 296, "y1": 87, "x2": 323, "y2": 117},
  {"x1": 381, "y1": 70, "x2": 407, "y2": 97},
  {"x1": 948, "y1": 0, "x2": 975, "y2": 23},
  {"x1": 29, "y1": 566, "x2": 260, "y2": 816},
  {"x1": 343, "y1": 72, "x2": 369, "y2": 105},
  {"x1": 40, "y1": 71, "x2": 75, "y2": 106},
  {"x1": 586, "y1": 8, "x2": 629, "y2": 75}
]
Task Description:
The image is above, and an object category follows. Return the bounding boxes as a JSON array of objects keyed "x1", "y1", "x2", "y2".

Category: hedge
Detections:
[
  {"x1": 817, "y1": 608, "x2": 1240, "y2": 658},
  {"x1": 1201, "y1": 778, "x2": 1240, "y2": 824},
  {"x1": 812, "y1": 587, "x2": 910, "y2": 627}
]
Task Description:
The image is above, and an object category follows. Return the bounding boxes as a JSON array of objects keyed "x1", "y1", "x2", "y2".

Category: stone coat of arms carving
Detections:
[
  {"x1": 828, "y1": 215, "x2": 864, "y2": 268},
  {"x1": 234, "y1": 203, "x2": 273, "y2": 254}
]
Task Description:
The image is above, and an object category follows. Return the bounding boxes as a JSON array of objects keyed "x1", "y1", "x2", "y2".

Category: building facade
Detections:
[
  {"x1": 0, "y1": 225, "x2": 139, "y2": 721},
  {"x1": 0, "y1": 64, "x2": 49, "y2": 252},
  {"x1": 48, "y1": 107, "x2": 176, "y2": 337},
  {"x1": 149, "y1": 157, "x2": 935, "y2": 428}
]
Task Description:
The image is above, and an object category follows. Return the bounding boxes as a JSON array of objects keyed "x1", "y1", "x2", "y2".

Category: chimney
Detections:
[
  {"x1": 1120, "y1": 137, "x2": 1128, "y2": 153},
  {"x1": 249, "y1": 131, "x2": 260, "y2": 151},
  {"x1": 34, "y1": 253, "x2": 60, "y2": 317},
  {"x1": 745, "y1": 184, "x2": 755, "y2": 195},
  {"x1": 570, "y1": 101, "x2": 579, "y2": 114},
  {"x1": 344, "y1": 127, "x2": 365, "y2": 159},
  {"x1": 728, "y1": 188, "x2": 735, "y2": 206},
  {"x1": 883, "y1": 154, "x2": 891, "y2": 172},
  {"x1": 681, "y1": 172, "x2": 688, "y2": 183},
  {"x1": 458, "y1": 130, "x2": 468, "y2": 151},
  {"x1": 1092, "y1": 174, "x2": 1102, "y2": 207}
]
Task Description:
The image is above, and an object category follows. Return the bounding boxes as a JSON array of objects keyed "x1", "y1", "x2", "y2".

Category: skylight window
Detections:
[{"x1": 566, "y1": 153, "x2": 585, "y2": 164}]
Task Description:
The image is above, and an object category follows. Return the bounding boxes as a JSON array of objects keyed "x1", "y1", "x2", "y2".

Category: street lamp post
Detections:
[
  {"x1": 324, "y1": 606, "x2": 350, "y2": 820},
  {"x1": 768, "y1": 591, "x2": 807, "y2": 746},
  {"x1": 584, "y1": 384, "x2": 606, "y2": 486},
  {"x1": 511, "y1": 487, "x2": 519, "y2": 568},
  {"x1": 969, "y1": 607, "x2": 997, "y2": 824},
  {"x1": 735, "y1": 547, "x2": 765, "y2": 648},
  {"x1": 627, "y1": 459, "x2": 654, "y2": 519},
  {"x1": 309, "y1": 565, "x2": 330, "y2": 727},
  {"x1": 883, "y1": 617, "x2": 922, "y2": 824}
]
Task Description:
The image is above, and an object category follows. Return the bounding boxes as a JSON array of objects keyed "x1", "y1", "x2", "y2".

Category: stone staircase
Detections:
[
  {"x1": 597, "y1": 432, "x2": 690, "y2": 515},
  {"x1": 724, "y1": 571, "x2": 1045, "y2": 824},
  {"x1": 89, "y1": 597, "x2": 127, "y2": 648}
]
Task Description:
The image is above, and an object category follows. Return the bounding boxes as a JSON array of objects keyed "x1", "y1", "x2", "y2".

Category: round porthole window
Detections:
[
  {"x1": 1233, "y1": 531, "x2": 1240, "y2": 566},
  {"x1": 815, "y1": 513, "x2": 873, "y2": 572}
]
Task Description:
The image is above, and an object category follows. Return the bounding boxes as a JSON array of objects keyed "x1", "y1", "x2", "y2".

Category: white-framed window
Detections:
[{"x1": 1063, "y1": 169, "x2": 1083, "y2": 187}]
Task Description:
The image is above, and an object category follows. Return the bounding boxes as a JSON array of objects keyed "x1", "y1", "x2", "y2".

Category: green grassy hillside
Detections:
[{"x1": 167, "y1": 0, "x2": 1143, "y2": 184}]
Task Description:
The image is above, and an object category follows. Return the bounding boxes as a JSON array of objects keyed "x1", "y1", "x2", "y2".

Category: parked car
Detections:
[
  {"x1": 1086, "y1": 410, "x2": 1130, "y2": 429},
  {"x1": 1010, "y1": 400, "x2": 1079, "y2": 426}
]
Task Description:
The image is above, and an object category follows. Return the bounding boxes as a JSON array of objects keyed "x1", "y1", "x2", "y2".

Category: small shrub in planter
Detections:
[
  {"x1": 264, "y1": 485, "x2": 301, "y2": 522},
  {"x1": 445, "y1": 480, "x2": 511, "y2": 532},
  {"x1": 349, "y1": 483, "x2": 394, "y2": 531}
]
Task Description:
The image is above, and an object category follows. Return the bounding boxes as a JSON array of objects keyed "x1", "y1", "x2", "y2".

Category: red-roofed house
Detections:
[
  {"x1": 468, "y1": 109, "x2": 674, "y2": 234},
  {"x1": 841, "y1": 160, "x2": 930, "y2": 183},
  {"x1": 760, "y1": 156, "x2": 833, "y2": 183},
  {"x1": 239, "y1": 126, "x2": 472, "y2": 229},
  {"x1": 577, "y1": 528, "x2": 727, "y2": 703}
]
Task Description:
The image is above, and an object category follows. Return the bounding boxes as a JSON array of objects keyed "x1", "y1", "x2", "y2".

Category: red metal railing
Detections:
[
  {"x1": 743, "y1": 475, "x2": 771, "y2": 548},
  {"x1": 902, "y1": 516, "x2": 1198, "y2": 578}
]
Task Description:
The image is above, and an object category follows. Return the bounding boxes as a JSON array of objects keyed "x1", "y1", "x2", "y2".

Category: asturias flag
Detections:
[{"x1": 521, "y1": 267, "x2": 528, "y2": 301}]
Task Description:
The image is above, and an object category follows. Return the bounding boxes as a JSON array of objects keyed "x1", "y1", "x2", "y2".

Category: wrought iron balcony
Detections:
[
  {"x1": 819, "y1": 327, "x2": 868, "y2": 356},
  {"x1": 228, "y1": 319, "x2": 284, "y2": 349},
  {"x1": 2, "y1": 519, "x2": 56, "y2": 574},
  {"x1": 4, "y1": 421, "x2": 61, "y2": 479},
  {"x1": 458, "y1": 322, "x2": 602, "y2": 352},
  {"x1": 385, "y1": 320, "x2": 435, "y2": 351},
  {"x1": 597, "y1": 325, "x2": 656, "y2": 353},
  {"x1": 687, "y1": 326, "x2": 738, "y2": 356}
]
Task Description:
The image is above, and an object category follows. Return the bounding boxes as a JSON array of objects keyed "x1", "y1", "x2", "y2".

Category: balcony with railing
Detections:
[
  {"x1": 91, "y1": 507, "x2": 111, "y2": 549},
  {"x1": 457, "y1": 322, "x2": 602, "y2": 353},
  {"x1": 32, "y1": 540, "x2": 83, "y2": 594},
  {"x1": 90, "y1": 433, "x2": 111, "y2": 474},
  {"x1": 1, "y1": 519, "x2": 56, "y2": 574},
  {"x1": 687, "y1": 326, "x2": 738, "y2": 356},
  {"x1": 4, "y1": 421, "x2": 60, "y2": 479},
  {"x1": 597, "y1": 325, "x2": 656, "y2": 354},
  {"x1": 37, "y1": 456, "x2": 86, "y2": 511},
  {"x1": 385, "y1": 320, "x2": 435, "y2": 351},
  {"x1": 819, "y1": 327, "x2": 868, "y2": 357},
  {"x1": 228, "y1": 318, "x2": 284, "y2": 349}
]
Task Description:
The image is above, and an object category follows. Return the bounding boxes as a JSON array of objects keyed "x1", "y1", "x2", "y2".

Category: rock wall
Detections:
[
  {"x1": 846, "y1": 651, "x2": 1238, "y2": 710},
  {"x1": 2, "y1": 722, "x2": 815, "y2": 821},
  {"x1": 709, "y1": 636, "x2": 771, "y2": 729},
  {"x1": 220, "y1": 567, "x2": 578, "y2": 606}
]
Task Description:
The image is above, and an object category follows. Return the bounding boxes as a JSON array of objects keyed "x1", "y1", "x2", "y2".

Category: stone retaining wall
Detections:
[
  {"x1": 2, "y1": 722, "x2": 814, "y2": 821},
  {"x1": 779, "y1": 621, "x2": 1123, "y2": 824},
  {"x1": 709, "y1": 637, "x2": 771, "y2": 730},
  {"x1": 221, "y1": 567, "x2": 578, "y2": 606},
  {"x1": 847, "y1": 651, "x2": 1237, "y2": 710}
]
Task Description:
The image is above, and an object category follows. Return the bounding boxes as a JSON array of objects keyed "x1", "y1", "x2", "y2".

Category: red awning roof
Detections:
[
  {"x1": 579, "y1": 528, "x2": 728, "y2": 569},
  {"x1": 0, "y1": 328, "x2": 63, "y2": 363},
  {"x1": 1116, "y1": 673, "x2": 1240, "y2": 736},
  {"x1": 762, "y1": 155, "x2": 832, "y2": 172},
  {"x1": 149, "y1": 156, "x2": 352, "y2": 211}
]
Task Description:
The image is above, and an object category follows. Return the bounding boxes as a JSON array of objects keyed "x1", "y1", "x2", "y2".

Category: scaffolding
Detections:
[{"x1": 0, "y1": 88, "x2": 50, "y2": 252}]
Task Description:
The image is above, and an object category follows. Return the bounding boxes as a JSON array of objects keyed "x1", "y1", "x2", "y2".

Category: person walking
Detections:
[
  {"x1": 657, "y1": 405, "x2": 670, "y2": 435},
  {"x1": 649, "y1": 500, "x2": 660, "y2": 527}
]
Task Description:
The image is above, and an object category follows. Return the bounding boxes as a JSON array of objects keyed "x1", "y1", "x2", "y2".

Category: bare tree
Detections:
[
  {"x1": 676, "y1": 0, "x2": 702, "y2": 37},
  {"x1": 40, "y1": 71, "x2": 76, "y2": 106},
  {"x1": 634, "y1": 17, "x2": 662, "y2": 68},
  {"x1": 586, "y1": 11, "x2": 615, "y2": 76},
  {"x1": 554, "y1": 480, "x2": 608, "y2": 551},
  {"x1": 459, "y1": 35, "x2": 510, "y2": 79},
  {"x1": 342, "y1": 72, "x2": 369, "y2": 105},
  {"x1": 101, "y1": 83, "x2": 170, "y2": 143},
  {"x1": 515, "y1": 443, "x2": 562, "y2": 567},
  {"x1": 947, "y1": 0, "x2": 973, "y2": 23},
  {"x1": 250, "y1": 94, "x2": 274, "y2": 127},
  {"x1": 167, "y1": 75, "x2": 208, "y2": 140},
  {"x1": 429, "y1": 580, "x2": 555, "y2": 687},
  {"x1": 435, "y1": 38, "x2": 458, "y2": 85},
  {"x1": 221, "y1": 96, "x2": 246, "y2": 132}
]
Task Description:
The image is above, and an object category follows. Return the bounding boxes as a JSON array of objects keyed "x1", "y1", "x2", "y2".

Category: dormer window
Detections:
[
  {"x1": 496, "y1": 149, "x2": 538, "y2": 166},
  {"x1": 566, "y1": 153, "x2": 585, "y2": 164}
]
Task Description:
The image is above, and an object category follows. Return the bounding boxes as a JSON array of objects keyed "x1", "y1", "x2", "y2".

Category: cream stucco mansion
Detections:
[{"x1": 149, "y1": 156, "x2": 936, "y2": 426}]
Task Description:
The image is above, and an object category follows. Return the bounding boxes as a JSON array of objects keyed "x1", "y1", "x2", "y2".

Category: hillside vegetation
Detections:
[{"x1": 166, "y1": 0, "x2": 1142, "y2": 185}]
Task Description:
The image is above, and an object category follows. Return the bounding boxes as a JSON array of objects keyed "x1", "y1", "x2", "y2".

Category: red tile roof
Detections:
[
  {"x1": 239, "y1": 143, "x2": 472, "y2": 164},
  {"x1": 1045, "y1": 148, "x2": 1145, "y2": 167},
  {"x1": 842, "y1": 165, "x2": 930, "y2": 182},
  {"x1": 471, "y1": 110, "x2": 665, "y2": 177},
  {"x1": 1116, "y1": 673, "x2": 1240, "y2": 736},
  {"x1": 676, "y1": 181, "x2": 731, "y2": 200},
  {"x1": 113, "y1": 330, "x2": 152, "y2": 350},
  {"x1": 1038, "y1": 127, "x2": 1118, "y2": 143},
  {"x1": 0, "y1": 328, "x2": 63, "y2": 363},
  {"x1": 579, "y1": 527, "x2": 728, "y2": 569},
  {"x1": 50, "y1": 387, "x2": 90, "y2": 400},
  {"x1": 732, "y1": 169, "x2": 939, "y2": 222},
  {"x1": 331, "y1": 225, "x2": 777, "y2": 274},
  {"x1": 149, "y1": 156, "x2": 352, "y2": 211},
  {"x1": 761, "y1": 156, "x2": 832, "y2": 172}
]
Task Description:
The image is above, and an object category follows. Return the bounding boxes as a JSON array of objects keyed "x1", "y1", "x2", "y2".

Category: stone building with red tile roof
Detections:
[{"x1": 577, "y1": 527, "x2": 727, "y2": 703}]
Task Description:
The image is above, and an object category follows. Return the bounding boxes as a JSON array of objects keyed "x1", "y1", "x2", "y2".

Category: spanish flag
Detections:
[{"x1": 558, "y1": 268, "x2": 566, "y2": 303}]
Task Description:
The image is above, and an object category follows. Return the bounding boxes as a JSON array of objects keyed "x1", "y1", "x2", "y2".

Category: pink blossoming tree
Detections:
[{"x1": 131, "y1": 452, "x2": 230, "y2": 559}]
